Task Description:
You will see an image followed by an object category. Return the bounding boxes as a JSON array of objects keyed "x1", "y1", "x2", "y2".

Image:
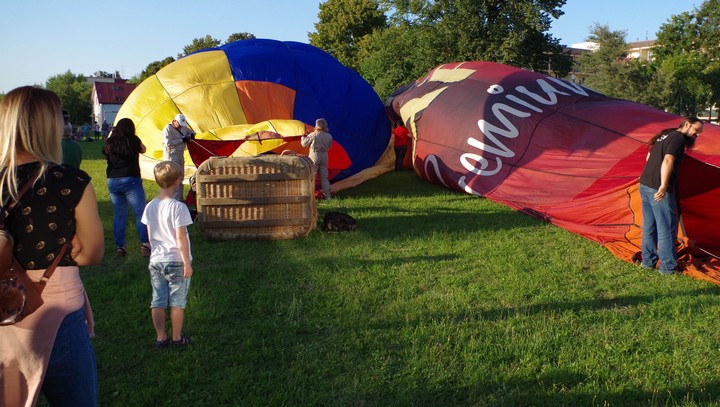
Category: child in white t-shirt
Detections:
[{"x1": 141, "y1": 161, "x2": 194, "y2": 349}]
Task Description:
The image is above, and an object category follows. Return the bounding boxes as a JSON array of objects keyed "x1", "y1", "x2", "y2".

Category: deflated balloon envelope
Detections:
[
  {"x1": 390, "y1": 61, "x2": 720, "y2": 284},
  {"x1": 116, "y1": 38, "x2": 392, "y2": 186}
]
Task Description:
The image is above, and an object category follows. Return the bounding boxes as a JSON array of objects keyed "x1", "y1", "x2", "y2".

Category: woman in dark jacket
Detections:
[{"x1": 103, "y1": 118, "x2": 150, "y2": 257}]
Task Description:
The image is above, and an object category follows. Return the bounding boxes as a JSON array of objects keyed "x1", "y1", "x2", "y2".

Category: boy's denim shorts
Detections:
[{"x1": 149, "y1": 261, "x2": 191, "y2": 308}]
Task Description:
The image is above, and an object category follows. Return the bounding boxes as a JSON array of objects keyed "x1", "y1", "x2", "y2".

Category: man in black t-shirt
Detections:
[{"x1": 638, "y1": 117, "x2": 704, "y2": 274}]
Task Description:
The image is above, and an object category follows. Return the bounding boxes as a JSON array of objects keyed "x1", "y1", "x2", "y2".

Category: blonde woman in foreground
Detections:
[{"x1": 0, "y1": 86, "x2": 104, "y2": 407}]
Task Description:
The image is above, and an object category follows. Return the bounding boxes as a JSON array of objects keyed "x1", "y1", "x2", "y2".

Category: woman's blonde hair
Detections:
[{"x1": 0, "y1": 86, "x2": 63, "y2": 200}]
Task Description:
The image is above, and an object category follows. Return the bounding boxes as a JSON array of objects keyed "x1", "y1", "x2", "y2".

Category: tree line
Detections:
[
  {"x1": 579, "y1": 0, "x2": 720, "y2": 119},
  {"x1": 2, "y1": 1, "x2": 716, "y2": 122},
  {"x1": 310, "y1": 0, "x2": 717, "y2": 119}
]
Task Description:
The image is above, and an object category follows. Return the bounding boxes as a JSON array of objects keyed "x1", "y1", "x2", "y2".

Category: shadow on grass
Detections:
[
  {"x1": 360, "y1": 286, "x2": 720, "y2": 326},
  {"x1": 339, "y1": 170, "x2": 462, "y2": 199},
  {"x1": 391, "y1": 376, "x2": 720, "y2": 407},
  {"x1": 347, "y1": 210, "x2": 541, "y2": 238}
]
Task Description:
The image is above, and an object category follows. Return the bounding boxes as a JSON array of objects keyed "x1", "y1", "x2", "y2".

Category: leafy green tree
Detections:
[
  {"x1": 577, "y1": 24, "x2": 629, "y2": 96},
  {"x1": 656, "y1": 53, "x2": 710, "y2": 116},
  {"x1": 180, "y1": 35, "x2": 222, "y2": 58},
  {"x1": 696, "y1": 0, "x2": 720, "y2": 57},
  {"x1": 654, "y1": 1, "x2": 720, "y2": 116},
  {"x1": 309, "y1": 0, "x2": 387, "y2": 70},
  {"x1": 381, "y1": 0, "x2": 571, "y2": 72},
  {"x1": 46, "y1": 71, "x2": 92, "y2": 125},
  {"x1": 358, "y1": 0, "x2": 571, "y2": 99},
  {"x1": 131, "y1": 57, "x2": 176, "y2": 84},
  {"x1": 653, "y1": 11, "x2": 698, "y2": 60},
  {"x1": 615, "y1": 59, "x2": 666, "y2": 108},
  {"x1": 226, "y1": 32, "x2": 256, "y2": 43},
  {"x1": 358, "y1": 24, "x2": 440, "y2": 99},
  {"x1": 575, "y1": 24, "x2": 676, "y2": 110}
]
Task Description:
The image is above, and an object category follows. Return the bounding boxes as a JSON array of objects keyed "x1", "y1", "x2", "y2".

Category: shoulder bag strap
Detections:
[{"x1": 35, "y1": 242, "x2": 69, "y2": 294}]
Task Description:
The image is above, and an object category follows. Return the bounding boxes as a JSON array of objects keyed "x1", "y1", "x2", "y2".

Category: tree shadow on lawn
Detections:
[
  {"x1": 338, "y1": 171, "x2": 450, "y2": 199},
  {"x1": 477, "y1": 286, "x2": 720, "y2": 321},
  {"x1": 318, "y1": 206, "x2": 541, "y2": 238},
  {"x1": 366, "y1": 286, "x2": 720, "y2": 326},
  {"x1": 386, "y1": 374, "x2": 720, "y2": 407}
]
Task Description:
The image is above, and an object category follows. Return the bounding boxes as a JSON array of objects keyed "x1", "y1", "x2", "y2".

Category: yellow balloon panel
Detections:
[
  {"x1": 156, "y1": 51, "x2": 247, "y2": 132},
  {"x1": 115, "y1": 76, "x2": 179, "y2": 160},
  {"x1": 197, "y1": 119, "x2": 307, "y2": 141},
  {"x1": 114, "y1": 76, "x2": 168, "y2": 126},
  {"x1": 156, "y1": 51, "x2": 232, "y2": 97},
  {"x1": 195, "y1": 119, "x2": 308, "y2": 157},
  {"x1": 234, "y1": 139, "x2": 286, "y2": 156}
]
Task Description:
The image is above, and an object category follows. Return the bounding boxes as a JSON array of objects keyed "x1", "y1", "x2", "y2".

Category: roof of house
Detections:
[
  {"x1": 628, "y1": 40, "x2": 656, "y2": 49},
  {"x1": 93, "y1": 80, "x2": 136, "y2": 105}
]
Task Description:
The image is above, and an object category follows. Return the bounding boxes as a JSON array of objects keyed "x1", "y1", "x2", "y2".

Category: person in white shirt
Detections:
[{"x1": 141, "y1": 161, "x2": 194, "y2": 349}]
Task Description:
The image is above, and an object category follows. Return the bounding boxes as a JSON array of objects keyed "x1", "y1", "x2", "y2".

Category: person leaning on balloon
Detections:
[
  {"x1": 301, "y1": 118, "x2": 333, "y2": 200},
  {"x1": 638, "y1": 116, "x2": 703, "y2": 275},
  {"x1": 0, "y1": 86, "x2": 104, "y2": 406},
  {"x1": 162, "y1": 113, "x2": 195, "y2": 201}
]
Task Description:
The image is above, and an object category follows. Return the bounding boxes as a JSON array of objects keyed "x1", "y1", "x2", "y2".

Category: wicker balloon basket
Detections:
[{"x1": 195, "y1": 155, "x2": 317, "y2": 240}]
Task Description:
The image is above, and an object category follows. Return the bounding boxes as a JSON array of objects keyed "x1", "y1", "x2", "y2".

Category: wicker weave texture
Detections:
[{"x1": 196, "y1": 155, "x2": 317, "y2": 240}]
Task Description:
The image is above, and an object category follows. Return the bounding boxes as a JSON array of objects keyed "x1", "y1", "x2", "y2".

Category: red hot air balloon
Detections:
[{"x1": 389, "y1": 61, "x2": 720, "y2": 284}]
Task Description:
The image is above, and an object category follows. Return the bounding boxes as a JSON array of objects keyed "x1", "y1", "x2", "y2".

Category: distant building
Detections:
[
  {"x1": 626, "y1": 40, "x2": 655, "y2": 61},
  {"x1": 570, "y1": 40, "x2": 656, "y2": 62},
  {"x1": 570, "y1": 42, "x2": 600, "y2": 52},
  {"x1": 562, "y1": 40, "x2": 657, "y2": 85},
  {"x1": 90, "y1": 79, "x2": 136, "y2": 127},
  {"x1": 565, "y1": 46, "x2": 593, "y2": 85}
]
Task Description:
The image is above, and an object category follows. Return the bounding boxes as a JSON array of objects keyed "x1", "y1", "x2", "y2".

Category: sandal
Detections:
[
  {"x1": 171, "y1": 334, "x2": 191, "y2": 347},
  {"x1": 140, "y1": 244, "x2": 151, "y2": 257},
  {"x1": 115, "y1": 247, "x2": 127, "y2": 257},
  {"x1": 155, "y1": 338, "x2": 170, "y2": 349}
]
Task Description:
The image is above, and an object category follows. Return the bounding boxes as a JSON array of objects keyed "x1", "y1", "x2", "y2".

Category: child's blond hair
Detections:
[{"x1": 154, "y1": 161, "x2": 184, "y2": 189}]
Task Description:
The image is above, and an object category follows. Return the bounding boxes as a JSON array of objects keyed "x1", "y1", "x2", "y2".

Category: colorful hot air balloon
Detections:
[
  {"x1": 389, "y1": 61, "x2": 720, "y2": 284},
  {"x1": 115, "y1": 39, "x2": 393, "y2": 192}
]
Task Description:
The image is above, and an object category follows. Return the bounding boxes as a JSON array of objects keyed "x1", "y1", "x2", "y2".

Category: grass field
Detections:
[{"x1": 50, "y1": 141, "x2": 720, "y2": 406}]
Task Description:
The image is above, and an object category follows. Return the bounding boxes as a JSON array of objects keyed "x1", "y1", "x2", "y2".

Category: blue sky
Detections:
[{"x1": 0, "y1": 0, "x2": 697, "y2": 94}]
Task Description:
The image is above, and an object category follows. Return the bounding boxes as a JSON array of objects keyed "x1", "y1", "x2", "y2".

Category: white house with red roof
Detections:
[{"x1": 90, "y1": 79, "x2": 136, "y2": 127}]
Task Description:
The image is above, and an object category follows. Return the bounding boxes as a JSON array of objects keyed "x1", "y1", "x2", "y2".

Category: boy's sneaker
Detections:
[
  {"x1": 155, "y1": 339, "x2": 170, "y2": 350},
  {"x1": 171, "y1": 334, "x2": 191, "y2": 347},
  {"x1": 115, "y1": 247, "x2": 127, "y2": 257}
]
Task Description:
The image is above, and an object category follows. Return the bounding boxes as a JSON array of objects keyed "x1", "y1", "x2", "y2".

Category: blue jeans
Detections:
[
  {"x1": 41, "y1": 307, "x2": 98, "y2": 406},
  {"x1": 639, "y1": 184, "x2": 679, "y2": 273},
  {"x1": 107, "y1": 177, "x2": 149, "y2": 248},
  {"x1": 150, "y1": 262, "x2": 191, "y2": 308}
]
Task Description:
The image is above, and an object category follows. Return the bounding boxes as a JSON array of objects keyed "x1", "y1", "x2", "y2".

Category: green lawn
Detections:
[{"x1": 60, "y1": 141, "x2": 720, "y2": 406}]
